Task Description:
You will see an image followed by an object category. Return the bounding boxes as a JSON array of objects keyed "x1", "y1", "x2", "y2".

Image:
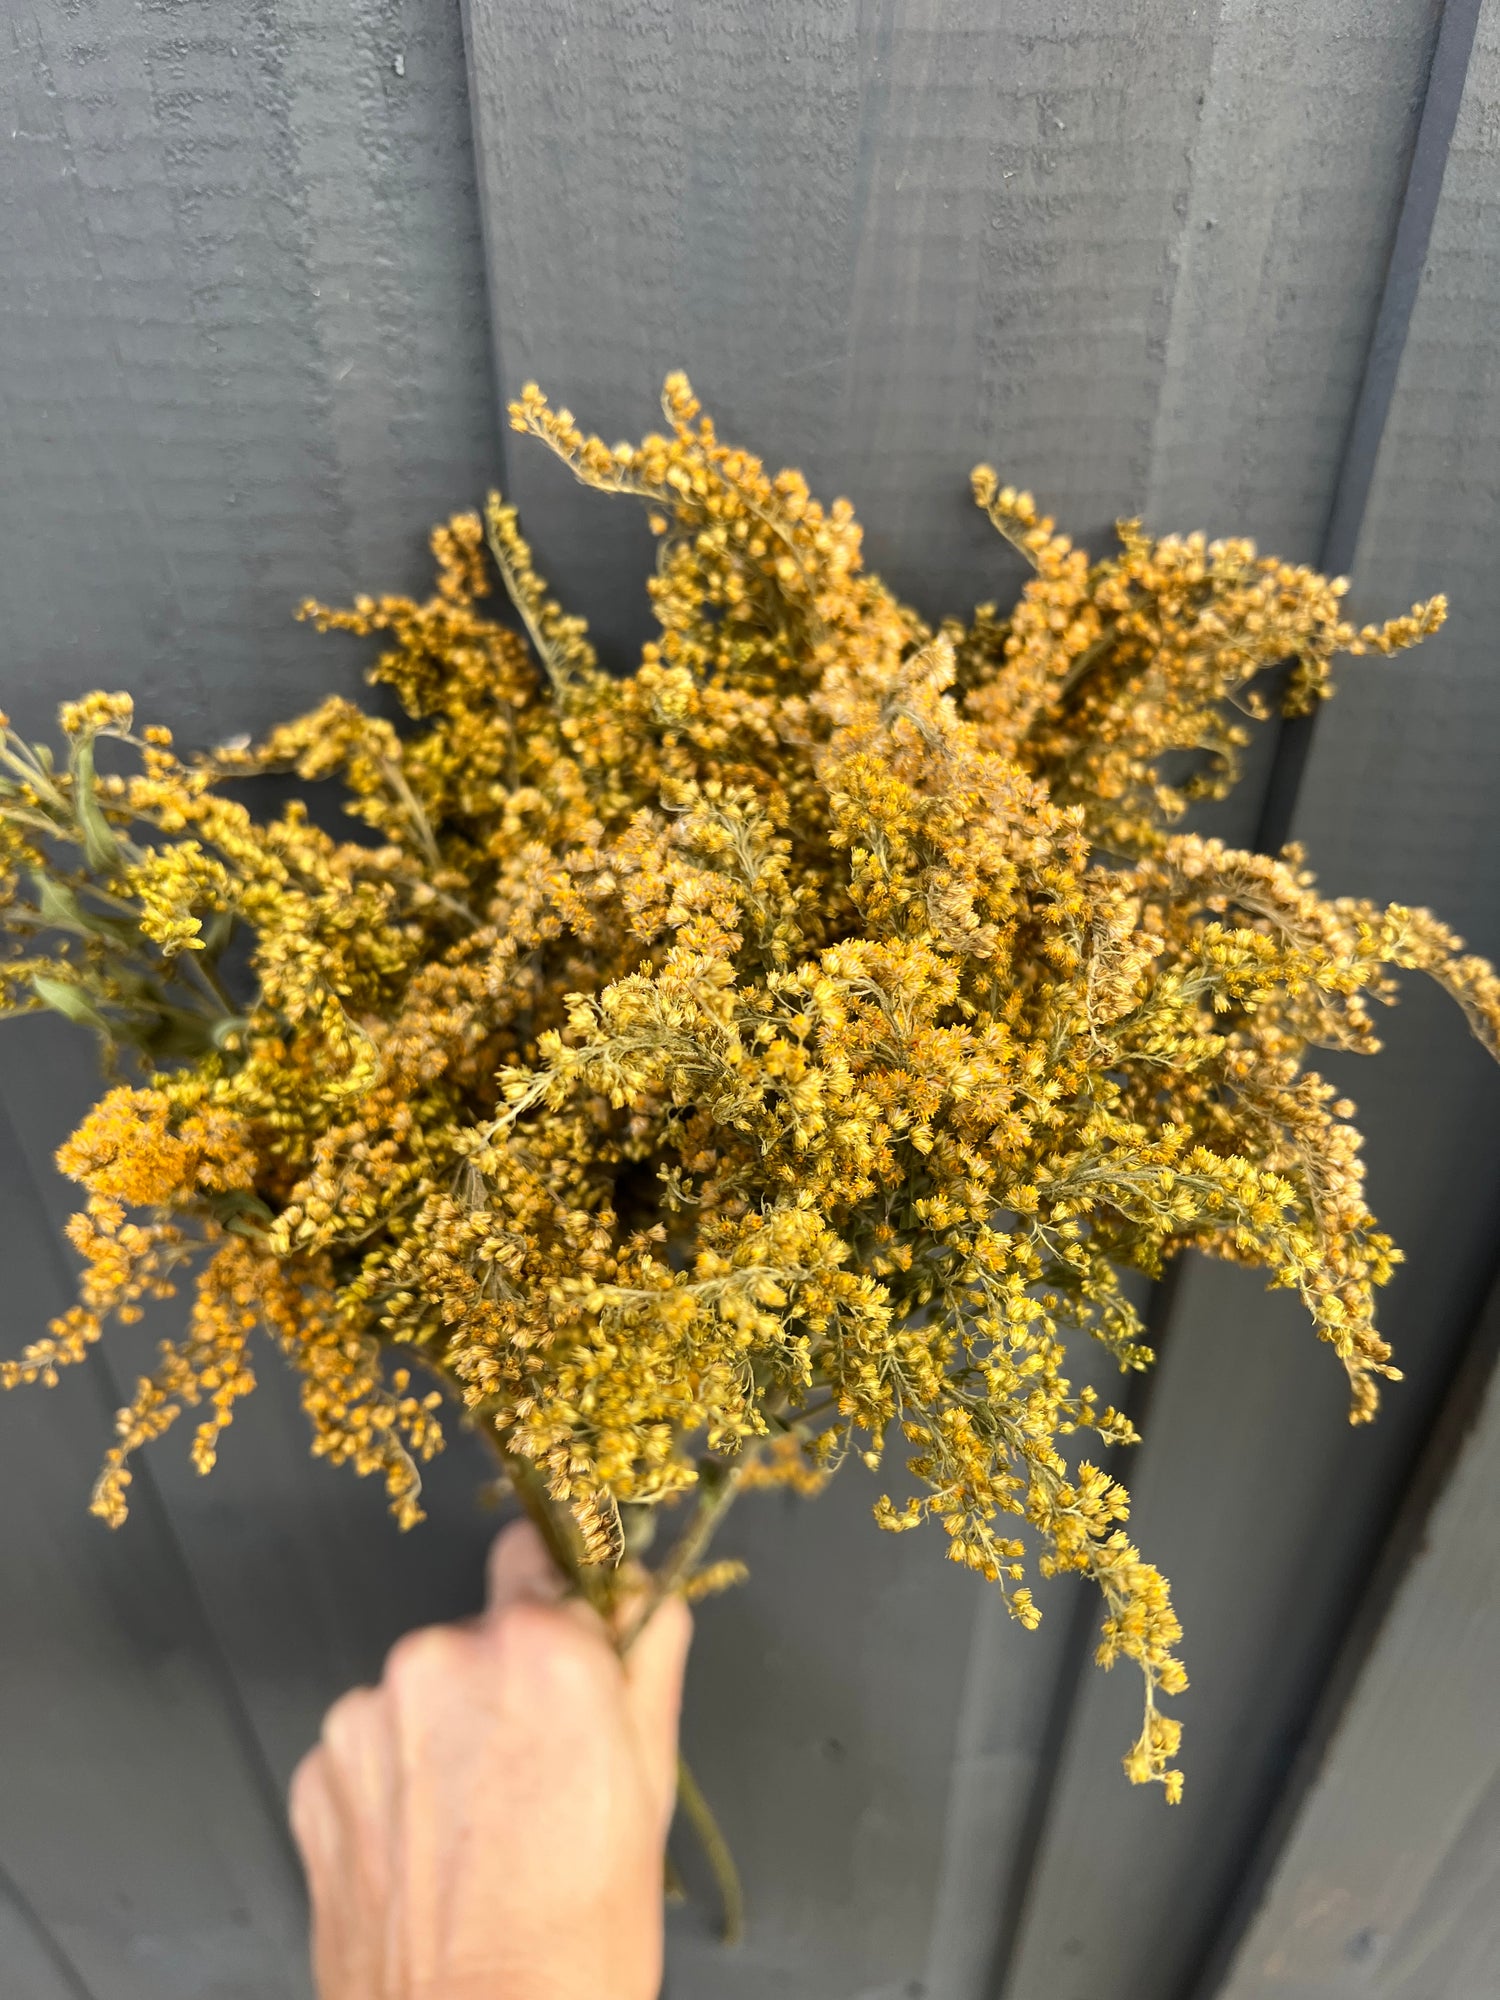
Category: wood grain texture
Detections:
[
  {"x1": 1209, "y1": 12, "x2": 1500, "y2": 1991},
  {"x1": 1002, "y1": 8, "x2": 1500, "y2": 1995},
  {"x1": 1139, "y1": 0, "x2": 1443, "y2": 552},
  {"x1": 462, "y1": 0, "x2": 1430, "y2": 678},
  {"x1": 1218, "y1": 1277, "x2": 1500, "y2": 1999},
  {"x1": 0, "y1": 0, "x2": 497, "y2": 746},
  {"x1": 0, "y1": 1, "x2": 499, "y2": 1986}
]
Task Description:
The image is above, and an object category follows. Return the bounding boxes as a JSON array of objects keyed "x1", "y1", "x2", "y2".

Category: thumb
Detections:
[{"x1": 484, "y1": 1517, "x2": 568, "y2": 1611}]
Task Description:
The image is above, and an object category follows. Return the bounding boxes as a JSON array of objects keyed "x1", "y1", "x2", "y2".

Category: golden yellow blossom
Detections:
[{"x1": 3, "y1": 375, "x2": 1495, "y2": 1806}]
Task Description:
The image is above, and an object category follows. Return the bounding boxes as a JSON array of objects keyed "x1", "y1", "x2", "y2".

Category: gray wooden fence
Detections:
[{"x1": 2, "y1": 3, "x2": 1498, "y2": 1996}]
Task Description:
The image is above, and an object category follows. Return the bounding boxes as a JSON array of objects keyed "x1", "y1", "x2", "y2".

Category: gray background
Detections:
[{"x1": 1, "y1": 2, "x2": 1498, "y2": 1996}]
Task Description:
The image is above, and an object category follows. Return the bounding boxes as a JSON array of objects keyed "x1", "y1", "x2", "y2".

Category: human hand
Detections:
[{"x1": 288, "y1": 1519, "x2": 693, "y2": 2000}]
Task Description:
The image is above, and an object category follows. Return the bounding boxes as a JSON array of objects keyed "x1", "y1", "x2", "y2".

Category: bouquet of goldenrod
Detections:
[{"x1": 4, "y1": 377, "x2": 1496, "y2": 1904}]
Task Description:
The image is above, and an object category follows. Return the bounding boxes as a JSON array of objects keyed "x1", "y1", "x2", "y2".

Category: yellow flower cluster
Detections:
[{"x1": 3, "y1": 376, "x2": 1493, "y2": 1803}]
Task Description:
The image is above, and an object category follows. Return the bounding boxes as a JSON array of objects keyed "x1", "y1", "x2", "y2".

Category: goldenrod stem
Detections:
[
  {"x1": 675, "y1": 1752, "x2": 744, "y2": 1946},
  {"x1": 619, "y1": 1450, "x2": 755, "y2": 1651},
  {"x1": 664, "y1": 1850, "x2": 687, "y2": 1904}
]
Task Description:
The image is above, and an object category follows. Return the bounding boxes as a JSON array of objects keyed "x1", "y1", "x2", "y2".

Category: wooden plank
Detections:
[
  {"x1": 665, "y1": 1480, "x2": 1083, "y2": 1999},
  {"x1": 0, "y1": 0, "x2": 503, "y2": 1976},
  {"x1": 1256, "y1": 0, "x2": 1478, "y2": 853},
  {"x1": 462, "y1": 0, "x2": 1432, "y2": 677},
  {"x1": 0, "y1": 1093, "x2": 310, "y2": 2000},
  {"x1": 0, "y1": 0, "x2": 497, "y2": 747},
  {"x1": 0, "y1": 1873, "x2": 93, "y2": 2000},
  {"x1": 1002, "y1": 9, "x2": 1500, "y2": 1997},
  {"x1": 1218, "y1": 1278, "x2": 1500, "y2": 1999},
  {"x1": 1138, "y1": 0, "x2": 1445, "y2": 555},
  {"x1": 460, "y1": 4, "x2": 1453, "y2": 1993}
]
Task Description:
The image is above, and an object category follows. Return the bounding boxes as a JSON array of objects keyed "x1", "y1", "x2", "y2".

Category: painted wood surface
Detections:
[
  {"x1": 1003, "y1": 8, "x2": 1500, "y2": 1995},
  {"x1": 1208, "y1": 12, "x2": 1500, "y2": 1989},
  {"x1": 0, "y1": 3, "x2": 499, "y2": 1995},
  {"x1": 1, "y1": 1, "x2": 1498, "y2": 1996},
  {"x1": 0, "y1": 0, "x2": 496, "y2": 745},
  {"x1": 1218, "y1": 1275, "x2": 1500, "y2": 1998}
]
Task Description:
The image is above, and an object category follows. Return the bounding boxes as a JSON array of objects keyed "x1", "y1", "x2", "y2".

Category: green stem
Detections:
[
  {"x1": 618, "y1": 1449, "x2": 759, "y2": 1652},
  {"x1": 675, "y1": 1752, "x2": 744, "y2": 1946},
  {"x1": 176, "y1": 949, "x2": 236, "y2": 1016}
]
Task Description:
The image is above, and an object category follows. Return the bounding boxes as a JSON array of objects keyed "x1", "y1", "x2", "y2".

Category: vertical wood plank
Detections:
[
  {"x1": 0, "y1": 0, "x2": 502, "y2": 1975},
  {"x1": 1217, "y1": 1282, "x2": 1500, "y2": 1998},
  {"x1": 1139, "y1": 0, "x2": 1443, "y2": 552},
  {"x1": 459, "y1": 4, "x2": 1450, "y2": 1993},
  {"x1": 462, "y1": 0, "x2": 1432, "y2": 676},
  {"x1": 0, "y1": 0, "x2": 496, "y2": 745},
  {"x1": 0, "y1": 1872, "x2": 93, "y2": 2000},
  {"x1": 1002, "y1": 7, "x2": 1500, "y2": 1995},
  {"x1": 666, "y1": 1480, "x2": 1081, "y2": 2000}
]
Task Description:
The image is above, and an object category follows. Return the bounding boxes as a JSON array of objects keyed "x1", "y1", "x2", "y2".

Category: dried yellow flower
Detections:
[{"x1": 3, "y1": 376, "x2": 1493, "y2": 1809}]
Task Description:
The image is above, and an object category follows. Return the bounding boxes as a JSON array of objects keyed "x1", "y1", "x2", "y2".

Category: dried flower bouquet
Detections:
[{"x1": 4, "y1": 377, "x2": 1496, "y2": 1930}]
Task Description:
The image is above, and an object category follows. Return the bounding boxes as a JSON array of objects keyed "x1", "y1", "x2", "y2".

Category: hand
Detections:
[{"x1": 289, "y1": 1519, "x2": 693, "y2": 2000}]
